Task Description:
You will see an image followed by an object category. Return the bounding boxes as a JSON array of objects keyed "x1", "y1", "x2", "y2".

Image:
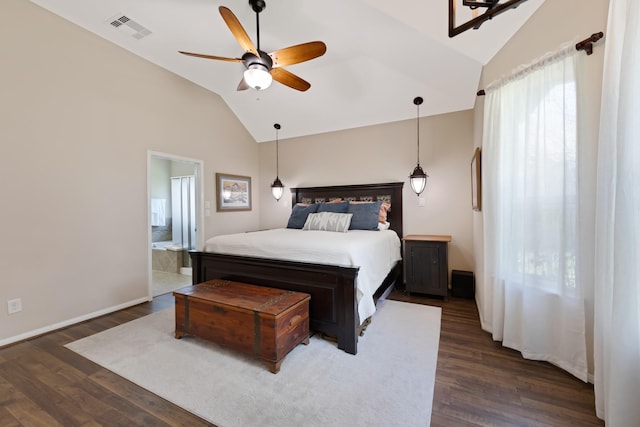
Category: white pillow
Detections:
[
  {"x1": 302, "y1": 212, "x2": 353, "y2": 233},
  {"x1": 378, "y1": 221, "x2": 391, "y2": 231}
]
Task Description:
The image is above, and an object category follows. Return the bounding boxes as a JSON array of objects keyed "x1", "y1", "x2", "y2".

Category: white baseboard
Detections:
[{"x1": 0, "y1": 296, "x2": 149, "y2": 348}]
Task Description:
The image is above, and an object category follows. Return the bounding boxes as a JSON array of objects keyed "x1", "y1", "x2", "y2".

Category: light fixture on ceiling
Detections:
[
  {"x1": 409, "y1": 96, "x2": 428, "y2": 196},
  {"x1": 179, "y1": 1, "x2": 325, "y2": 92},
  {"x1": 449, "y1": 0, "x2": 530, "y2": 38},
  {"x1": 243, "y1": 59, "x2": 273, "y2": 91},
  {"x1": 271, "y1": 123, "x2": 284, "y2": 201}
]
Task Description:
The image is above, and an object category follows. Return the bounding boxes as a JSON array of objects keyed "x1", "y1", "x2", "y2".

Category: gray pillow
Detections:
[
  {"x1": 347, "y1": 201, "x2": 383, "y2": 230},
  {"x1": 287, "y1": 203, "x2": 319, "y2": 229}
]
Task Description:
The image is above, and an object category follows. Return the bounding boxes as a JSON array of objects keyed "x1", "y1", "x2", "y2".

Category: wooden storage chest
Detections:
[{"x1": 174, "y1": 279, "x2": 310, "y2": 373}]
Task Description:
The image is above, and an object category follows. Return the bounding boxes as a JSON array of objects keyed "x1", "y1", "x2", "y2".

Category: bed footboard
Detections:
[{"x1": 190, "y1": 251, "x2": 361, "y2": 354}]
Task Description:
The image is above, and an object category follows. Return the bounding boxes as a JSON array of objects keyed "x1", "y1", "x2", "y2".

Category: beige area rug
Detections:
[{"x1": 66, "y1": 299, "x2": 441, "y2": 427}]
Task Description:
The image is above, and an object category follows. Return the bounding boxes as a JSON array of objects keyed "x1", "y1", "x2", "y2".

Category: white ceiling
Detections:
[{"x1": 30, "y1": 0, "x2": 544, "y2": 142}]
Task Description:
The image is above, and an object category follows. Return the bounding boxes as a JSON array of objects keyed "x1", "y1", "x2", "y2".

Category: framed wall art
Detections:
[
  {"x1": 471, "y1": 147, "x2": 482, "y2": 211},
  {"x1": 216, "y1": 173, "x2": 252, "y2": 212}
]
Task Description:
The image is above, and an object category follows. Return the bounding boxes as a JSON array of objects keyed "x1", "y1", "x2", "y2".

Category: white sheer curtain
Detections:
[
  {"x1": 594, "y1": 0, "x2": 640, "y2": 423},
  {"x1": 482, "y1": 44, "x2": 589, "y2": 381}
]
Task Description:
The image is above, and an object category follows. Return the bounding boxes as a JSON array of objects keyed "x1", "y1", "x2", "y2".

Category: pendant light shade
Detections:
[
  {"x1": 410, "y1": 164, "x2": 427, "y2": 196},
  {"x1": 409, "y1": 96, "x2": 428, "y2": 196},
  {"x1": 270, "y1": 123, "x2": 285, "y2": 201},
  {"x1": 271, "y1": 177, "x2": 284, "y2": 201}
]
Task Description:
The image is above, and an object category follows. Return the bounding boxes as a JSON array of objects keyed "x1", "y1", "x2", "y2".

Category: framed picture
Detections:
[
  {"x1": 471, "y1": 147, "x2": 482, "y2": 211},
  {"x1": 216, "y1": 173, "x2": 252, "y2": 212}
]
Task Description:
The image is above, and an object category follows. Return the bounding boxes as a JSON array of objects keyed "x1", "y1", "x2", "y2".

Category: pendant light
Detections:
[
  {"x1": 270, "y1": 123, "x2": 284, "y2": 201},
  {"x1": 409, "y1": 96, "x2": 428, "y2": 196}
]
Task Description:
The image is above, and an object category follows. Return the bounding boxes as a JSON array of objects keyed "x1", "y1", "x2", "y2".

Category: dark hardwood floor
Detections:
[
  {"x1": 388, "y1": 289, "x2": 603, "y2": 427},
  {"x1": 0, "y1": 289, "x2": 603, "y2": 426},
  {"x1": 0, "y1": 295, "x2": 213, "y2": 427}
]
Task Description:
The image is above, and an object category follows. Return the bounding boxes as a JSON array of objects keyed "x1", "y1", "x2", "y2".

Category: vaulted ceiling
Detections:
[{"x1": 30, "y1": 0, "x2": 544, "y2": 142}]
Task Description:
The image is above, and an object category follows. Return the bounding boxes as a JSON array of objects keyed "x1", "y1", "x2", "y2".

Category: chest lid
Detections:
[{"x1": 174, "y1": 280, "x2": 309, "y2": 316}]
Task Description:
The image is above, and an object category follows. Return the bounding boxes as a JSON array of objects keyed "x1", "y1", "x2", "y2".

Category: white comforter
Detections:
[{"x1": 203, "y1": 228, "x2": 402, "y2": 323}]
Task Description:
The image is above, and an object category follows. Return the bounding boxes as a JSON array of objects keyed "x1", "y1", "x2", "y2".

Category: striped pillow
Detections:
[{"x1": 302, "y1": 212, "x2": 353, "y2": 233}]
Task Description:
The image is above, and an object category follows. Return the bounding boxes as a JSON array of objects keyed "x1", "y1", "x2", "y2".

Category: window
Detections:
[{"x1": 481, "y1": 44, "x2": 588, "y2": 381}]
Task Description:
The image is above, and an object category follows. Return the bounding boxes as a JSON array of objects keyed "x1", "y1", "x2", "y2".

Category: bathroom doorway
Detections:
[{"x1": 148, "y1": 151, "x2": 204, "y2": 297}]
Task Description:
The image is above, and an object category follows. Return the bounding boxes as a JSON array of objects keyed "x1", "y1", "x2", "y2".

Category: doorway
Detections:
[{"x1": 147, "y1": 151, "x2": 204, "y2": 298}]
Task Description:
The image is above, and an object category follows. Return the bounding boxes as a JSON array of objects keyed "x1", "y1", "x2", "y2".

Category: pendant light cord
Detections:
[
  {"x1": 416, "y1": 101, "x2": 420, "y2": 166},
  {"x1": 414, "y1": 96, "x2": 423, "y2": 166},
  {"x1": 274, "y1": 123, "x2": 281, "y2": 177}
]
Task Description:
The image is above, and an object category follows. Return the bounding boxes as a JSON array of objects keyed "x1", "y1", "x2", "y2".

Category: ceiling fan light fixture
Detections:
[
  {"x1": 179, "y1": 3, "x2": 325, "y2": 92},
  {"x1": 244, "y1": 65, "x2": 272, "y2": 90}
]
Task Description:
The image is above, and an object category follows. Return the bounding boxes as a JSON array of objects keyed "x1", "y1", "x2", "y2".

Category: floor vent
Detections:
[{"x1": 108, "y1": 15, "x2": 152, "y2": 40}]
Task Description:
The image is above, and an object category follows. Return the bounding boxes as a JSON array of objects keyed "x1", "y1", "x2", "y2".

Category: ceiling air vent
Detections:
[{"x1": 108, "y1": 15, "x2": 152, "y2": 40}]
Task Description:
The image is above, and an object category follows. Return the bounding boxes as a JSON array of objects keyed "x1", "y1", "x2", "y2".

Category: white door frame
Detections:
[{"x1": 147, "y1": 150, "x2": 204, "y2": 300}]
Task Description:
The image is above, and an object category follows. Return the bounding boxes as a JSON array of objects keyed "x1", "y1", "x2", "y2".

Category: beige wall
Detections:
[
  {"x1": 473, "y1": 0, "x2": 610, "y2": 376},
  {"x1": 258, "y1": 110, "x2": 476, "y2": 275},
  {"x1": 0, "y1": 0, "x2": 260, "y2": 343},
  {"x1": 1, "y1": 0, "x2": 477, "y2": 345}
]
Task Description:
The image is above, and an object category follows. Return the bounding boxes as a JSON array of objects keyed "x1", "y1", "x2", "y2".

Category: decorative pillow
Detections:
[
  {"x1": 347, "y1": 200, "x2": 383, "y2": 230},
  {"x1": 379, "y1": 202, "x2": 391, "y2": 223},
  {"x1": 349, "y1": 200, "x2": 391, "y2": 223},
  {"x1": 378, "y1": 221, "x2": 391, "y2": 231},
  {"x1": 317, "y1": 200, "x2": 349, "y2": 213},
  {"x1": 302, "y1": 212, "x2": 353, "y2": 233},
  {"x1": 287, "y1": 203, "x2": 319, "y2": 229}
]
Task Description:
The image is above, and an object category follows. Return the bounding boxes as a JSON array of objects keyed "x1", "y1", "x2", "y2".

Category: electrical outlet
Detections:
[{"x1": 7, "y1": 298, "x2": 22, "y2": 314}]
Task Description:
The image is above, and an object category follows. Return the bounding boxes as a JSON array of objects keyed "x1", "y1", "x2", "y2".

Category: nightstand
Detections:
[{"x1": 403, "y1": 235, "x2": 452, "y2": 299}]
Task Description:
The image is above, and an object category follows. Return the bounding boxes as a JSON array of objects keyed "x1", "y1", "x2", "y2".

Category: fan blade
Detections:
[
  {"x1": 269, "y1": 41, "x2": 327, "y2": 68},
  {"x1": 237, "y1": 77, "x2": 250, "y2": 91},
  {"x1": 271, "y1": 68, "x2": 311, "y2": 92},
  {"x1": 219, "y1": 6, "x2": 258, "y2": 57},
  {"x1": 179, "y1": 51, "x2": 243, "y2": 62}
]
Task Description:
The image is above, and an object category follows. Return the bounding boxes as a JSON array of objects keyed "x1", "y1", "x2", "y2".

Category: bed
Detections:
[{"x1": 189, "y1": 182, "x2": 404, "y2": 355}]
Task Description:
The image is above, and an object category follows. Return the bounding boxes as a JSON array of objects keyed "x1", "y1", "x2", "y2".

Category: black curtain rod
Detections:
[{"x1": 477, "y1": 31, "x2": 604, "y2": 96}]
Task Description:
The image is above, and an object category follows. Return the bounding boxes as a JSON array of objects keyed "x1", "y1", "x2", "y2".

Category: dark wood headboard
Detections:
[{"x1": 290, "y1": 182, "x2": 404, "y2": 238}]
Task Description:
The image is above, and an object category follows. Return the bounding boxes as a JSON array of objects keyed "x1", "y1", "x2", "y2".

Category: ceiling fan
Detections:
[{"x1": 179, "y1": 0, "x2": 327, "y2": 92}]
